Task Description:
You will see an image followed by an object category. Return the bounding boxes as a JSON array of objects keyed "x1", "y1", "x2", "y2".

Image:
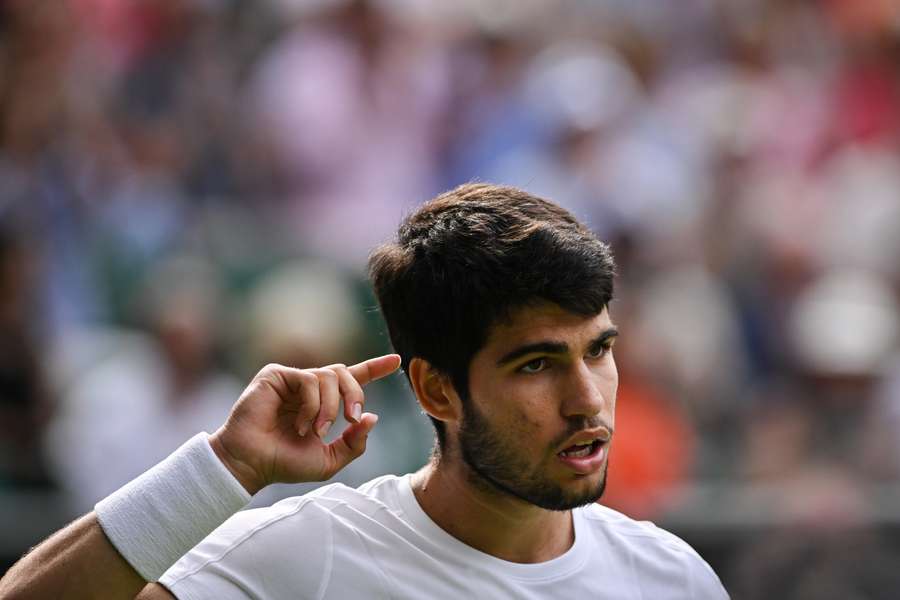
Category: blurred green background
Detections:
[{"x1": 3, "y1": 0, "x2": 900, "y2": 596}]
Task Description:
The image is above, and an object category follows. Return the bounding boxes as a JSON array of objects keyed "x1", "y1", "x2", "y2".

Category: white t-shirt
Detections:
[{"x1": 160, "y1": 475, "x2": 728, "y2": 599}]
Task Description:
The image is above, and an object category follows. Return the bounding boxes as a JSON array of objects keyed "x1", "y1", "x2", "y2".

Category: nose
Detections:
[{"x1": 560, "y1": 358, "x2": 616, "y2": 421}]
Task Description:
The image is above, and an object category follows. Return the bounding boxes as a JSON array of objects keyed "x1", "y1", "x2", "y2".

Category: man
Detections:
[{"x1": 1, "y1": 184, "x2": 728, "y2": 598}]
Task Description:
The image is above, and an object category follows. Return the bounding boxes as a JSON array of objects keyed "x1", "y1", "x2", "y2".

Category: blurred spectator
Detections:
[
  {"x1": 242, "y1": 259, "x2": 367, "y2": 370},
  {"x1": 246, "y1": 0, "x2": 451, "y2": 265},
  {"x1": 44, "y1": 256, "x2": 241, "y2": 513}
]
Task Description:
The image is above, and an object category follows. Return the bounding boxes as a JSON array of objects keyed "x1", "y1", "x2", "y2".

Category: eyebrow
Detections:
[{"x1": 496, "y1": 327, "x2": 619, "y2": 366}]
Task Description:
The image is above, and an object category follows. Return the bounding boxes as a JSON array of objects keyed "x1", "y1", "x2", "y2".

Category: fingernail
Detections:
[
  {"x1": 316, "y1": 420, "x2": 333, "y2": 438},
  {"x1": 298, "y1": 422, "x2": 310, "y2": 436},
  {"x1": 352, "y1": 404, "x2": 362, "y2": 422}
]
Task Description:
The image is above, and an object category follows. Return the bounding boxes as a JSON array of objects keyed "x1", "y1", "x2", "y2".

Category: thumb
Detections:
[{"x1": 326, "y1": 412, "x2": 379, "y2": 475}]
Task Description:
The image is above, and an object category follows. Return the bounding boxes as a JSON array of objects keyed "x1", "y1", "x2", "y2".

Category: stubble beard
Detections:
[{"x1": 456, "y1": 399, "x2": 608, "y2": 511}]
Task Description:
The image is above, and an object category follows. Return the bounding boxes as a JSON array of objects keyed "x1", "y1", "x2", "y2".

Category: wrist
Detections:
[
  {"x1": 95, "y1": 432, "x2": 251, "y2": 581},
  {"x1": 208, "y1": 430, "x2": 265, "y2": 496}
]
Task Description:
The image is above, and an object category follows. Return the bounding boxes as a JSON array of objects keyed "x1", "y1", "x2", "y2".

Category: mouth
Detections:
[
  {"x1": 556, "y1": 438, "x2": 608, "y2": 474},
  {"x1": 558, "y1": 439, "x2": 602, "y2": 459}
]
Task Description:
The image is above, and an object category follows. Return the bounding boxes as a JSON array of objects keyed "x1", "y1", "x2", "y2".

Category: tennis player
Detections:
[{"x1": 1, "y1": 184, "x2": 728, "y2": 598}]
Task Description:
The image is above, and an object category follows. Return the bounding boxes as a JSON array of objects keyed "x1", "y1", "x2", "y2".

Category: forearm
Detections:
[
  {"x1": 0, "y1": 512, "x2": 146, "y2": 599},
  {"x1": 1, "y1": 434, "x2": 250, "y2": 599}
]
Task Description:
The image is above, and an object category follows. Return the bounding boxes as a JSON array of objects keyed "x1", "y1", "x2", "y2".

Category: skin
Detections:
[{"x1": 411, "y1": 303, "x2": 618, "y2": 563}]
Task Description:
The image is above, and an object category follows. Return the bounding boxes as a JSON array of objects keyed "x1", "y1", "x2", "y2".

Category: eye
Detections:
[
  {"x1": 519, "y1": 357, "x2": 548, "y2": 374},
  {"x1": 586, "y1": 341, "x2": 614, "y2": 359}
]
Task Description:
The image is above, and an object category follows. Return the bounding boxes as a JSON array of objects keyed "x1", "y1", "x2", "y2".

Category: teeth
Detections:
[{"x1": 561, "y1": 441, "x2": 595, "y2": 458}]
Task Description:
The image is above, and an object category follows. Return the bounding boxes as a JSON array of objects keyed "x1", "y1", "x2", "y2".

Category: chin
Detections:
[
  {"x1": 535, "y1": 472, "x2": 608, "y2": 512},
  {"x1": 562, "y1": 467, "x2": 609, "y2": 507}
]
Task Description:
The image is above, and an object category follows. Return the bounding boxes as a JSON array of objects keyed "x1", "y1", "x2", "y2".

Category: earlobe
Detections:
[{"x1": 408, "y1": 357, "x2": 459, "y2": 425}]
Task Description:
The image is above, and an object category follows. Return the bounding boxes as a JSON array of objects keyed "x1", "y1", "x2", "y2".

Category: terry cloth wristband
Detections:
[{"x1": 95, "y1": 433, "x2": 252, "y2": 581}]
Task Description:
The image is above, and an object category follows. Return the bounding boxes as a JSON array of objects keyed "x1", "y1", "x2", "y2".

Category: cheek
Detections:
[
  {"x1": 515, "y1": 407, "x2": 545, "y2": 433},
  {"x1": 484, "y1": 382, "x2": 551, "y2": 433},
  {"x1": 515, "y1": 387, "x2": 562, "y2": 434}
]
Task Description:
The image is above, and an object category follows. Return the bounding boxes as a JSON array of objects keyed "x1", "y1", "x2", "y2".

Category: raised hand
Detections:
[{"x1": 208, "y1": 355, "x2": 402, "y2": 495}]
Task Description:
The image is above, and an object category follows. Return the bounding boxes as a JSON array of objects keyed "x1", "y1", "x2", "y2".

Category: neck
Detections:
[{"x1": 410, "y1": 456, "x2": 574, "y2": 563}]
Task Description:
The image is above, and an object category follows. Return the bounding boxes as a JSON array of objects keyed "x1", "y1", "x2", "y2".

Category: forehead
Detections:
[{"x1": 480, "y1": 302, "x2": 614, "y2": 355}]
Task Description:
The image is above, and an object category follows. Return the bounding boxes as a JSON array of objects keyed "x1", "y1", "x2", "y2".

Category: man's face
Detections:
[{"x1": 453, "y1": 302, "x2": 618, "y2": 511}]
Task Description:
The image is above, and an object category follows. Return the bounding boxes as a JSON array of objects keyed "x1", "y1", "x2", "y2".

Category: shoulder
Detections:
[
  {"x1": 297, "y1": 474, "x2": 406, "y2": 524},
  {"x1": 159, "y1": 491, "x2": 336, "y2": 596},
  {"x1": 179, "y1": 475, "x2": 404, "y2": 555},
  {"x1": 160, "y1": 477, "x2": 405, "y2": 598},
  {"x1": 580, "y1": 504, "x2": 695, "y2": 551},
  {"x1": 578, "y1": 504, "x2": 728, "y2": 597}
]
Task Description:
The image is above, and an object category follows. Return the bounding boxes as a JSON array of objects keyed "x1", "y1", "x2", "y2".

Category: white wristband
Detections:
[{"x1": 95, "y1": 433, "x2": 252, "y2": 582}]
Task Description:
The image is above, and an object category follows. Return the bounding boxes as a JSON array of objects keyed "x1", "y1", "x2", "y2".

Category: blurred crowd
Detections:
[{"x1": 3, "y1": 0, "x2": 900, "y2": 595}]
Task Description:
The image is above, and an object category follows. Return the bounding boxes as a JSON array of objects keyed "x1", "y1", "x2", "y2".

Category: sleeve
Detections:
[{"x1": 159, "y1": 499, "x2": 335, "y2": 600}]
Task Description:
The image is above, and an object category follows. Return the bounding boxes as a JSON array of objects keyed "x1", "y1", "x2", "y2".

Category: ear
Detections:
[{"x1": 408, "y1": 357, "x2": 462, "y2": 426}]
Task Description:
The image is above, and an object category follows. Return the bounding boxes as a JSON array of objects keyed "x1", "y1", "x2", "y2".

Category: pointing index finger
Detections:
[{"x1": 348, "y1": 354, "x2": 401, "y2": 386}]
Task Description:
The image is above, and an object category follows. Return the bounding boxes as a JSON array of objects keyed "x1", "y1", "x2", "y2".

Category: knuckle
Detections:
[
  {"x1": 247, "y1": 379, "x2": 268, "y2": 395},
  {"x1": 316, "y1": 368, "x2": 338, "y2": 383},
  {"x1": 261, "y1": 362, "x2": 282, "y2": 374},
  {"x1": 297, "y1": 370, "x2": 317, "y2": 386}
]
